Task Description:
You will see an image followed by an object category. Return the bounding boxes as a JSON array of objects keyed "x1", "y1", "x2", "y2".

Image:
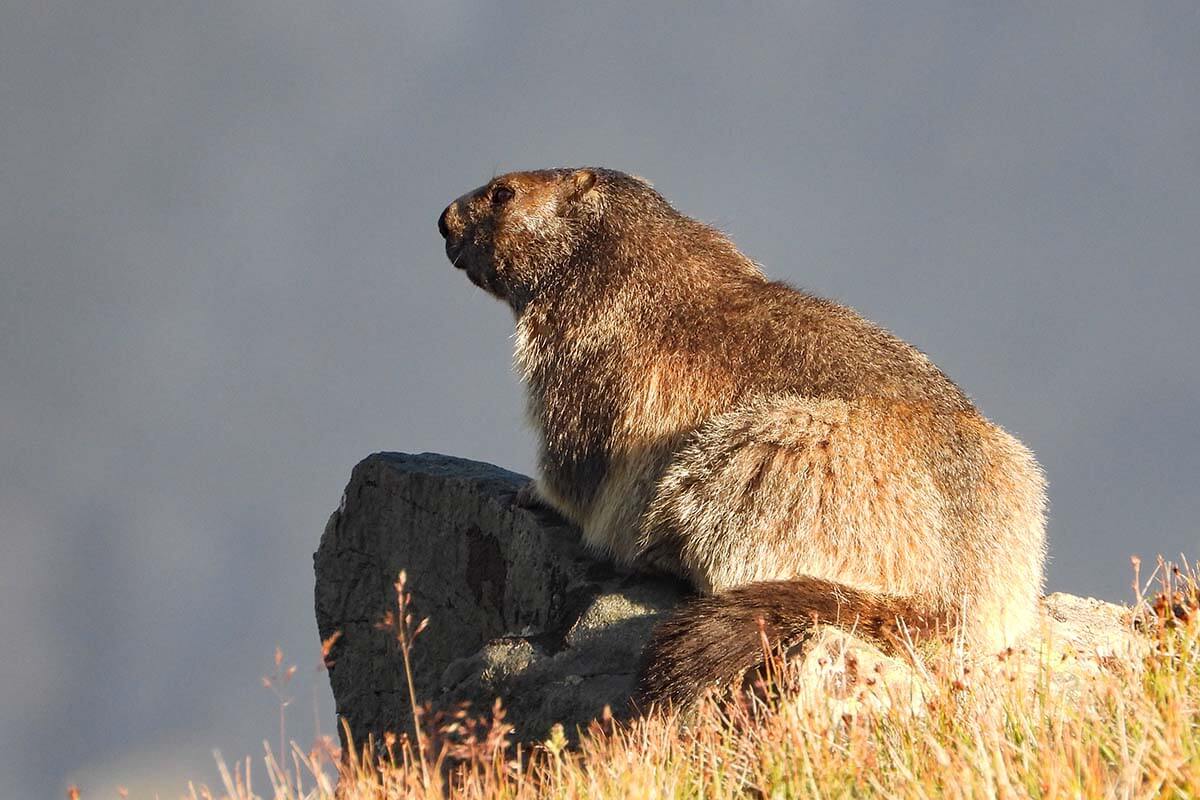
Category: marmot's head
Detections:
[{"x1": 438, "y1": 168, "x2": 660, "y2": 310}]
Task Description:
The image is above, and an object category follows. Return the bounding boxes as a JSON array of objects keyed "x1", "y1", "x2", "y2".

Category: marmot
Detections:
[{"x1": 438, "y1": 168, "x2": 1046, "y2": 708}]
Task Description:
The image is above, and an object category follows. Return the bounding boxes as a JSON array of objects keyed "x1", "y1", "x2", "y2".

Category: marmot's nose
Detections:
[{"x1": 437, "y1": 205, "x2": 451, "y2": 239}]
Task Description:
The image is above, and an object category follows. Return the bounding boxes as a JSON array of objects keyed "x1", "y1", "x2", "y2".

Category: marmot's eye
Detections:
[{"x1": 491, "y1": 185, "x2": 515, "y2": 206}]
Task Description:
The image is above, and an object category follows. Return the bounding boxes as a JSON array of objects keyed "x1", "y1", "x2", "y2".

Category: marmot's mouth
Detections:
[
  {"x1": 446, "y1": 242, "x2": 505, "y2": 298},
  {"x1": 445, "y1": 242, "x2": 467, "y2": 269}
]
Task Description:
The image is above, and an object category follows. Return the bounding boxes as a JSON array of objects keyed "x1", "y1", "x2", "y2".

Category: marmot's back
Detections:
[{"x1": 646, "y1": 278, "x2": 976, "y2": 412}]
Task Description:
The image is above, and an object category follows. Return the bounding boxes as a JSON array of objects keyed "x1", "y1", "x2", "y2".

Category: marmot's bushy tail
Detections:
[{"x1": 634, "y1": 577, "x2": 953, "y2": 709}]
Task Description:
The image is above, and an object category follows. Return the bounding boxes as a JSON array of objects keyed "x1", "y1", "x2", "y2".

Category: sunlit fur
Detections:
[{"x1": 439, "y1": 168, "x2": 1047, "y2": 708}]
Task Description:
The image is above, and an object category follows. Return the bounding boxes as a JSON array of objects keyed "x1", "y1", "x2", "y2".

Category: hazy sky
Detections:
[{"x1": 3, "y1": 3, "x2": 1198, "y2": 796}]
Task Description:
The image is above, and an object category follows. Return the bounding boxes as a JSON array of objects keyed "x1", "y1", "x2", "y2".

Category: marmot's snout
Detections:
[
  {"x1": 438, "y1": 202, "x2": 469, "y2": 271},
  {"x1": 438, "y1": 202, "x2": 464, "y2": 249}
]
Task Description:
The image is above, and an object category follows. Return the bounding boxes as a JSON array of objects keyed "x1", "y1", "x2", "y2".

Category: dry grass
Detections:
[{"x1": 76, "y1": 561, "x2": 1200, "y2": 799}]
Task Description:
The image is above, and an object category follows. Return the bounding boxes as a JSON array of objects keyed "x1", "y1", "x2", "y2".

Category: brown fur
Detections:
[
  {"x1": 438, "y1": 168, "x2": 1047, "y2": 709},
  {"x1": 637, "y1": 578, "x2": 952, "y2": 708}
]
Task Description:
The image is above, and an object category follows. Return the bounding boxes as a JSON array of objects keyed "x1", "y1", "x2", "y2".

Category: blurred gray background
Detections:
[{"x1": 2, "y1": 2, "x2": 1197, "y2": 796}]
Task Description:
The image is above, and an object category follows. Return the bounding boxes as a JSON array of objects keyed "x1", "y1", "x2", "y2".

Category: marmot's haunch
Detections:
[{"x1": 438, "y1": 168, "x2": 1046, "y2": 708}]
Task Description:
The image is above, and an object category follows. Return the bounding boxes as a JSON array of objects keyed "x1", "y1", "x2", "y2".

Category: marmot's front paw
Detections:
[{"x1": 512, "y1": 481, "x2": 544, "y2": 510}]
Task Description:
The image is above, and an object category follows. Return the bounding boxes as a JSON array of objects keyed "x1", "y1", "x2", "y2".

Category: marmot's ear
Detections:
[
  {"x1": 558, "y1": 169, "x2": 600, "y2": 218},
  {"x1": 569, "y1": 169, "x2": 597, "y2": 198}
]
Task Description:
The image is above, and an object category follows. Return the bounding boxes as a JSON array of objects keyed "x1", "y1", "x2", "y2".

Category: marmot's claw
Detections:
[
  {"x1": 512, "y1": 481, "x2": 544, "y2": 510},
  {"x1": 512, "y1": 482, "x2": 569, "y2": 525}
]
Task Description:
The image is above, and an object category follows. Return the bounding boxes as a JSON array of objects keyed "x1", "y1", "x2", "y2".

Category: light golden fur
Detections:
[{"x1": 438, "y1": 168, "x2": 1046, "y2": 707}]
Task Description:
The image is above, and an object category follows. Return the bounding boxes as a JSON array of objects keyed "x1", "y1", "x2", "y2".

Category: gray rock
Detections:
[
  {"x1": 313, "y1": 452, "x2": 685, "y2": 748},
  {"x1": 314, "y1": 452, "x2": 1145, "y2": 747},
  {"x1": 778, "y1": 593, "x2": 1148, "y2": 721}
]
